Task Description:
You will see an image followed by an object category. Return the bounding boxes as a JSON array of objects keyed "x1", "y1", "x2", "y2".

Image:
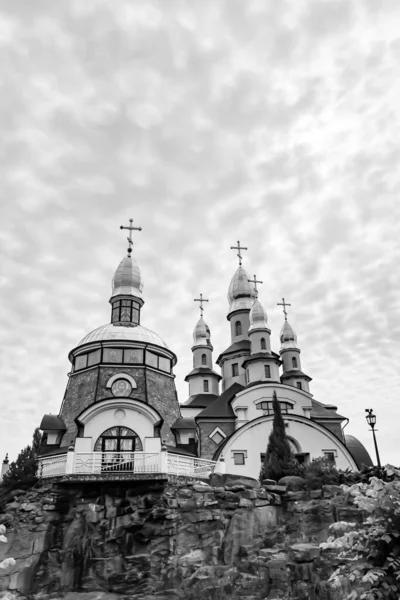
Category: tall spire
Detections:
[
  {"x1": 110, "y1": 218, "x2": 144, "y2": 325},
  {"x1": 277, "y1": 297, "x2": 291, "y2": 321}
]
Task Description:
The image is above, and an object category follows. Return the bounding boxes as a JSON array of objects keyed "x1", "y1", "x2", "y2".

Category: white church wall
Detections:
[
  {"x1": 219, "y1": 416, "x2": 357, "y2": 479},
  {"x1": 231, "y1": 383, "x2": 313, "y2": 421},
  {"x1": 83, "y1": 407, "x2": 154, "y2": 451}
]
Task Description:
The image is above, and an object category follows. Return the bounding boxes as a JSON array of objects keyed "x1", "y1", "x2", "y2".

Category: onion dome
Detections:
[
  {"x1": 78, "y1": 323, "x2": 169, "y2": 348},
  {"x1": 280, "y1": 320, "x2": 298, "y2": 350},
  {"x1": 111, "y1": 255, "x2": 143, "y2": 300},
  {"x1": 193, "y1": 316, "x2": 211, "y2": 346},
  {"x1": 248, "y1": 299, "x2": 268, "y2": 332},
  {"x1": 228, "y1": 266, "x2": 257, "y2": 313}
]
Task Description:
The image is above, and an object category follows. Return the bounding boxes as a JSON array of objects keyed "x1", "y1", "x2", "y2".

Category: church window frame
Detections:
[
  {"x1": 94, "y1": 426, "x2": 143, "y2": 453},
  {"x1": 235, "y1": 321, "x2": 242, "y2": 336},
  {"x1": 256, "y1": 401, "x2": 291, "y2": 414},
  {"x1": 201, "y1": 353, "x2": 207, "y2": 366},
  {"x1": 245, "y1": 369, "x2": 250, "y2": 384},
  {"x1": 264, "y1": 365, "x2": 271, "y2": 378},
  {"x1": 322, "y1": 450, "x2": 337, "y2": 464},
  {"x1": 296, "y1": 382, "x2": 302, "y2": 390},
  {"x1": 203, "y1": 379, "x2": 209, "y2": 393},
  {"x1": 260, "y1": 337, "x2": 266, "y2": 350},
  {"x1": 111, "y1": 299, "x2": 140, "y2": 326},
  {"x1": 232, "y1": 363, "x2": 239, "y2": 377},
  {"x1": 292, "y1": 356, "x2": 298, "y2": 369},
  {"x1": 75, "y1": 354, "x2": 88, "y2": 371},
  {"x1": 209, "y1": 427, "x2": 226, "y2": 445},
  {"x1": 231, "y1": 450, "x2": 247, "y2": 465}
]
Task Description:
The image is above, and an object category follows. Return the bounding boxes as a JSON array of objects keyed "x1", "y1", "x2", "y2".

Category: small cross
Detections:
[
  {"x1": 194, "y1": 293, "x2": 209, "y2": 317},
  {"x1": 248, "y1": 274, "x2": 263, "y2": 297},
  {"x1": 277, "y1": 297, "x2": 291, "y2": 321},
  {"x1": 120, "y1": 218, "x2": 142, "y2": 255},
  {"x1": 230, "y1": 240, "x2": 248, "y2": 266}
]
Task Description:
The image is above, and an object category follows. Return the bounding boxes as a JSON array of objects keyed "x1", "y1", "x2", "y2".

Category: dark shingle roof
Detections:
[
  {"x1": 184, "y1": 367, "x2": 222, "y2": 382},
  {"x1": 171, "y1": 418, "x2": 196, "y2": 429},
  {"x1": 195, "y1": 382, "x2": 244, "y2": 419},
  {"x1": 40, "y1": 415, "x2": 67, "y2": 431},
  {"x1": 281, "y1": 370, "x2": 312, "y2": 381},
  {"x1": 345, "y1": 435, "x2": 373, "y2": 469},
  {"x1": 311, "y1": 399, "x2": 345, "y2": 420},
  {"x1": 183, "y1": 394, "x2": 219, "y2": 407},
  {"x1": 216, "y1": 340, "x2": 250, "y2": 364}
]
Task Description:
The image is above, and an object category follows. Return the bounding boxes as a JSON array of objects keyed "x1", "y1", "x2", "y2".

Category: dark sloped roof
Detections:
[
  {"x1": 40, "y1": 415, "x2": 67, "y2": 431},
  {"x1": 183, "y1": 394, "x2": 219, "y2": 407},
  {"x1": 311, "y1": 399, "x2": 345, "y2": 420},
  {"x1": 216, "y1": 339, "x2": 251, "y2": 364},
  {"x1": 38, "y1": 445, "x2": 69, "y2": 457},
  {"x1": 345, "y1": 435, "x2": 374, "y2": 469},
  {"x1": 171, "y1": 417, "x2": 196, "y2": 430},
  {"x1": 242, "y1": 352, "x2": 281, "y2": 368},
  {"x1": 165, "y1": 444, "x2": 196, "y2": 457},
  {"x1": 184, "y1": 367, "x2": 222, "y2": 382},
  {"x1": 281, "y1": 370, "x2": 312, "y2": 381},
  {"x1": 196, "y1": 382, "x2": 244, "y2": 419}
]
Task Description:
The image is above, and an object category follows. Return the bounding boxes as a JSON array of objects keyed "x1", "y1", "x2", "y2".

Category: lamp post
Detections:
[{"x1": 365, "y1": 409, "x2": 381, "y2": 469}]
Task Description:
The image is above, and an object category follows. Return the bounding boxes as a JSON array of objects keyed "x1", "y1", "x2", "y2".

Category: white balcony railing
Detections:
[{"x1": 37, "y1": 450, "x2": 219, "y2": 480}]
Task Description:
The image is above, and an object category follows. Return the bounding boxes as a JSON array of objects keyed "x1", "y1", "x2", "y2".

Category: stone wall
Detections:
[
  {"x1": 0, "y1": 476, "x2": 366, "y2": 600},
  {"x1": 197, "y1": 421, "x2": 236, "y2": 460}
]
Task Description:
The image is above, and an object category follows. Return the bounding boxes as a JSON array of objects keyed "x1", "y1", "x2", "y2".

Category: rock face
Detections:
[{"x1": 0, "y1": 476, "x2": 365, "y2": 599}]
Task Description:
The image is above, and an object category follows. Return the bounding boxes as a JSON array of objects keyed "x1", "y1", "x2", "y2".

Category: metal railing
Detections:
[
  {"x1": 37, "y1": 453, "x2": 68, "y2": 478},
  {"x1": 73, "y1": 452, "x2": 160, "y2": 474},
  {"x1": 37, "y1": 450, "x2": 217, "y2": 479},
  {"x1": 167, "y1": 453, "x2": 216, "y2": 479}
]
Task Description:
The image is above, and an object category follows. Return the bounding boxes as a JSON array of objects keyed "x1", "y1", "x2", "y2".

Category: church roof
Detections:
[
  {"x1": 184, "y1": 367, "x2": 222, "y2": 382},
  {"x1": 216, "y1": 339, "x2": 250, "y2": 364},
  {"x1": 171, "y1": 418, "x2": 196, "y2": 430},
  {"x1": 242, "y1": 352, "x2": 281, "y2": 368},
  {"x1": 227, "y1": 266, "x2": 257, "y2": 314},
  {"x1": 195, "y1": 383, "x2": 244, "y2": 419},
  {"x1": 40, "y1": 415, "x2": 66, "y2": 431},
  {"x1": 77, "y1": 323, "x2": 169, "y2": 349},
  {"x1": 345, "y1": 435, "x2": 374, "y2": 469},
  {"x1": 310, "y1": 399, "x2": 345, "y2": 420},
  {"x1": 183, "y1": 394, "x2": 219, "y2": 407},
  {"x1": 281, "y1": 369, "x2": 312, "y2": 382}
]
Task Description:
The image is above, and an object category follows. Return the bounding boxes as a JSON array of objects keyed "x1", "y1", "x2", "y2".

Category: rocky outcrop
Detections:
[{"x1": 0, "y1": 476, "x2": 366, "y2": 599}]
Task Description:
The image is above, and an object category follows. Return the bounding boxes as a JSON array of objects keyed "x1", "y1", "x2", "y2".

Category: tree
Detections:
[
  {"x1": 2, "y1": 428, "x2": 42, "y2": 488},
  {"x1": 260, "y1": 390, "x2": 297, "y2": 481}
]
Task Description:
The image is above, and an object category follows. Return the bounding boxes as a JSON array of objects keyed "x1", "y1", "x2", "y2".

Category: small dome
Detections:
[
  {"x1": 249, "y1": 299, "x2": 268, "y2": 332},
  {"x1": 111, "y1": 255, "x2": 143, "y2": 300},
  {"x1": 78, "y1": 323, "x2": 169, "y2": 348},
  {"x1": 345, "y1": 435, "x2": 374, "y2": 469},
  {"x1": 280, "y1": 321, "x2": 298, "y2": 350},
  {"x1": 193, "y1": 316, "x2": 211, "y2": 346},
  {"x1": 228, "y1": 266, "x2": 256, "y2": 313}
]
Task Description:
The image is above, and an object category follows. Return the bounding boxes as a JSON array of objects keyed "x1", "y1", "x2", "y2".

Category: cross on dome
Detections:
[
  {"x1": 194, "y1": 293, "x2": 209, "y2": 317},
  {"x1": 277, "y1": 297, "x2": 291, "y2": 321},
  {"x1": 248, "y1": 274, "x2": 263, "y2": 297},
  {"x1": 120, "y1": 218, "x2": 142, "y2": 256},
  {"x1": 230, "y1": 240, "x2": 248, "y2": 266}
]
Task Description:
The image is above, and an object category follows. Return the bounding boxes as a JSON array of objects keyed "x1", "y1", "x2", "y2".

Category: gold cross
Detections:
[
  {"x1": 120, "y1": 218, "x2": 142, "y2": 255},
  {"x1": 248, "y1": 274, "x2": 263, "y2": 297},
  {"x1": 277, "y1": 297, "x2": 291, "y2": 321},
  {"x1": 194, "y1": 293, "x2": 209, "y2": 317},
  {"x1": 230, "y1": 240, "x2": 248, "y2": 266}
]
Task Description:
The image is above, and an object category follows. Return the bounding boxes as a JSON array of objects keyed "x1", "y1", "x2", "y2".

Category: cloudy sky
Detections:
[{"x1": 1, "y1": 0, "x2": 400, "y2": 468}]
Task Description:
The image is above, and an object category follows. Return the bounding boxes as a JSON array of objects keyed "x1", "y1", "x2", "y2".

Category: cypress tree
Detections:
[
  {"x1": 261, "y1": 390, "x2": 296, "y2": 481},
  {"x1": 2, "y1": 428, "x2": 43, "y2": 488}
]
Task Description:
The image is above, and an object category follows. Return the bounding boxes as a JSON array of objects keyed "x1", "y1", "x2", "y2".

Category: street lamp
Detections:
[{"x1": 365, "y1": 409, "x2": 381, "y2": 468}]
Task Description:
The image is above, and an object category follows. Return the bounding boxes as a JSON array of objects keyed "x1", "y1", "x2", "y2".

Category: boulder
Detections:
[
  {"x1": 289, "y1": 543, "x2": 320, "y2": 563},
  {"x1": 223, "y1": 506, "x2": 279, "y2": 563}
]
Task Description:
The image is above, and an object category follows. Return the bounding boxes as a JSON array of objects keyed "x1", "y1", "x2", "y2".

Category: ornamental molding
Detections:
[
  {"x1": 77, "y1": 398, "x2": 161, "y2": 426},
  {"x1": 106, "y1": 373, "x2": 137, "y2": 389}
]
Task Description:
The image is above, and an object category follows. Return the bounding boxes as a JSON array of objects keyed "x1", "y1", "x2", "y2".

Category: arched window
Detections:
[
  {"x1": 201, "y1": 353, "x2": 207, "y2": 366},
  {"x1": 94, "y1": 426, "x2": 143, "y2": 453},
  {"x1": 260, "y1": 337, "x2": 266, "y2": 350},
  {"x1": 292, "y1": 356, "x2": 298, "y2": 369},
  {"x1": 235, "y1": 321, "x2": 242, "y2": 336}
]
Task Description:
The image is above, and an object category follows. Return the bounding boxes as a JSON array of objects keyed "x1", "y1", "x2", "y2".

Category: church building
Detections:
[{"x1": 38, "y1": 221, "x2": 372, "y2": 480}]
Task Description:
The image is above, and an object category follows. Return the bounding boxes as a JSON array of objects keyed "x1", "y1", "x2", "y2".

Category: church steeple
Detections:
[
  {"x1": 278, "y1": 299, "x2": 312, "y2": 393},
  {"x1": 242, "y1": 278, "x2": 281, "y2": 385},
  {"x1": 185, "y1": 295, "x2": 221, "y2": 397},
  {"x1": 110, "y1": 218, "x2": 144, "y2": 326}
]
